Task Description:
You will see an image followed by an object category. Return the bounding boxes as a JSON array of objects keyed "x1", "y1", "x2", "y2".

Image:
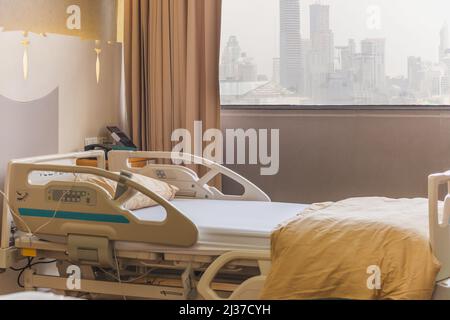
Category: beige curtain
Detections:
[{"x1": 124, "y1": 0, "x2": 222, "y2": 152}]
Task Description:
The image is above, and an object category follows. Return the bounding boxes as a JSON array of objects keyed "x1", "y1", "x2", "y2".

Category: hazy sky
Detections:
[{"x1": 221, "y1": 0, "x2": 450, "y2": 78}]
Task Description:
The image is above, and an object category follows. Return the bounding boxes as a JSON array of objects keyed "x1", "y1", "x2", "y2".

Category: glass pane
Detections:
[{"x1": 220, "y1": 0, "x2": 450, "y2": 106}]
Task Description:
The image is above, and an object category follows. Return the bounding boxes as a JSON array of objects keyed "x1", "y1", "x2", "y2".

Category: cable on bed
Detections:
[
  {"x1": 1, "y1": 172, "x2": 80, "y2": 289},
  {"x1": 93, "y1": 247, "x2": 155, "y2": 300},
  {"x1": 97, "y1": 266, "x2": 155, "y2": 284},
  {"x1": 3, "y1": 171, "x2": 147, "y2": 295},
  {"x1": 0, "y1": 190, "x2": 32, "y2": 236},
  {"x1": 0, "y1": 173, "x2": 80, "y2": 247},
  {"x1": 9, "y1": 258, "x2": 58, "y2": 288}
]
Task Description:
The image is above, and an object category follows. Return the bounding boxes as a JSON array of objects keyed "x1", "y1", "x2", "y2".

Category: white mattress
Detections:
[{"x1": 115, "y1": 199, "x2": 307, "y2": 254}]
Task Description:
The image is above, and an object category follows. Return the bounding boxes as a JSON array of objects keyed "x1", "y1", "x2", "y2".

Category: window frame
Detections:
[{"x1": 221, "y1": 104, "x2": 450, "y2": 111}]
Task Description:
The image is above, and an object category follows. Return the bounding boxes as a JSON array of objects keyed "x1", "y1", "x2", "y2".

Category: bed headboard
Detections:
[
  {"x1": 1, "y1": 151, "x2": 199, "y2": 252},
  {"x1": 429, "y1": 172, "x2": 450, "y2": 281},
  {"x1": 108, "y1": 151, "x2": 271, "y2": 202}
]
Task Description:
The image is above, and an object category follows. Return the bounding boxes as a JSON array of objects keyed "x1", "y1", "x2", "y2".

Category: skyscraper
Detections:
[
  {"x1": 237, "y1": 53, "x2": 258, "y2": 81},
  {"x1": 439, "y1": 23, "x2": 450, "y2": 95},
  {"x1": 272, "y1": 58, "x2": 281, "y2": 83},
  {"x1": 279, "y1": 0, "x2": 302, "y2": 93},
  {"x1": 310, "y1": 3, "x2": 330, "y2": 34},
  {"x1": 408, "y1": 56, "x2": 424, "y2": 93},
  {"x1": 309, "y1": 3, "x2": 334, "y2": 100},
  {"x1": 309, "y1": 3, "x2": 334, "y2": 72},
  {"x1": 440, "y1": 22, "x2": 449, "y2": 63},
  {"x1": 336, "y1": 39, "x2": 356, "y2": 73},
  {"x1": 361, "y1": 38, "x2": 386, "y2": 92},
  {"x1": 220, "y1": 36, "x2": 242, "y2": 81}
]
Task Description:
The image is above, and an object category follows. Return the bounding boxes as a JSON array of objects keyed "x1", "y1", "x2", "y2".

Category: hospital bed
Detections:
[
  {"x1": 0, "y1": 151, "x2": 307, "y2": 300},
  {"x1": 2, "y1": 151, "x2": 450, "y2": 300}
]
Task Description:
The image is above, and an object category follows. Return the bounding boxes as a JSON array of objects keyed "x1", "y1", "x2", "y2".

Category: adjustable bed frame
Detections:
[
  {"x1": 2, "y1": 150, "x2": 450, "y2": 300},
  {"x1": 0, "y1": 150, "x2": 303, "y2": 300}
]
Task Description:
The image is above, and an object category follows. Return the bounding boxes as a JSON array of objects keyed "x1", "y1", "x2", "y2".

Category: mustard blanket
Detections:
[{"x1": 261, "y1": 197, "x2": 441, "y2": 300}]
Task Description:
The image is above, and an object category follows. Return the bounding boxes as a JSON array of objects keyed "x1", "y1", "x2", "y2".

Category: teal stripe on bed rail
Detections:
[{"x1": 18, "y1": 208, "x2": 130, "y2": 224}]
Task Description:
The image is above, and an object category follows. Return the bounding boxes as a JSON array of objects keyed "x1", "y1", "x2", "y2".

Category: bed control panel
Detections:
[{"x1": 46, "y1": 187, "x2": 97, "y2": 206}]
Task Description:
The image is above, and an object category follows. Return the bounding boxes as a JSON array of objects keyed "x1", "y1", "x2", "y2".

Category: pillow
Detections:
[{"x1": 77, "y1": 173, "x2": 178, "y2": 210}]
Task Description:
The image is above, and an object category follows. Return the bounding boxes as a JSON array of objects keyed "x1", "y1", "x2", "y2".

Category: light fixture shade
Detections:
[{"x1": 0, "y1": 0, "x2": 118, "y2": 41}]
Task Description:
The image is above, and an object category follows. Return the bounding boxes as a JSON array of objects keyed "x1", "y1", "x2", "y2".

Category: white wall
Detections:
[
  {"x1": 0, "y1": 32, "x2": 122, "y2": 294},
  {"x1": 222, "y1": 108, "x2": 450, "y2": 204},
  {"x1": 0, "y1": 31, "x2": 123, "y2": 152}
]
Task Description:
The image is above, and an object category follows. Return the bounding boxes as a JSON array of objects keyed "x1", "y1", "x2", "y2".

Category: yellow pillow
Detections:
[{"x1": 77, "y1": 173, "x2": 178, "y2": 210}]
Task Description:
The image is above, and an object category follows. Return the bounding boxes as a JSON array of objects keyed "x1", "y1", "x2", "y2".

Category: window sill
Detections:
[{"x1": 221, "y1": 105, "x2": 450, "y2": 111}]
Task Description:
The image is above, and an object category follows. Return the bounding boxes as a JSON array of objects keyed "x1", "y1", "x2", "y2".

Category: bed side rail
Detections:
[
  {"x1": 197, "y1": 251, "x2": 271, "y2": 300},
  {"x1": 5, "y1": 162, "x2": 198, "y2": 248},
  {"x1": 6, "y1": 150, "x2": 106, "y2": 167},
  {"x1": 108, "y1": 151, "x2": 270, "y2": 202},
  {"x1": 429, "y1": 171, "x2": 450, "y2": 280},
  {"x1": 1, "y1": 151, "x2": 106, "y2": 251}
]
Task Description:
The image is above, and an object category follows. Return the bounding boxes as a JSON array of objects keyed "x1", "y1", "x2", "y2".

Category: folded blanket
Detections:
[{"x1": 261, "y1": 197, "x2": 441, "y2": 300}]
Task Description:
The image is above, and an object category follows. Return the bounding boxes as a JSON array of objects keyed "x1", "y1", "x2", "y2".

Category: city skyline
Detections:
[
  {"x1": 221, "y1": 0, "x2": 450, "y2": 79},
  {"x1": 220, "y1": 0, "x2": 450, "y2": 105}
]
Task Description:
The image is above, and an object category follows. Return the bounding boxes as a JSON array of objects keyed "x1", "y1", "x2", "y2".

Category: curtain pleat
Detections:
[{"x1": 124, "y1": 0, "x2": 222, "y2": 154}]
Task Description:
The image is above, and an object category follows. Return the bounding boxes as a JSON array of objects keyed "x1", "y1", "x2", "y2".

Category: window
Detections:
[{"x1": 220, "y1": 0, "x2": 450, "y2": 106}]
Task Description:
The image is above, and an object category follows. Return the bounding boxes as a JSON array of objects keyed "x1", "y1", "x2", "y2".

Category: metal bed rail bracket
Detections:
[
  {"x1": 0, "y1": 247, "x2": 19, "y2": 271},
  {"x1": 67, "y1": 235, "x2": 114, "y2": 268},
  {"x1": 433, "y1": 278, "x2": 450, "y2": 300},
  {"x1": 181, "y1": 263, "x2": 196, "y2": 299}
]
